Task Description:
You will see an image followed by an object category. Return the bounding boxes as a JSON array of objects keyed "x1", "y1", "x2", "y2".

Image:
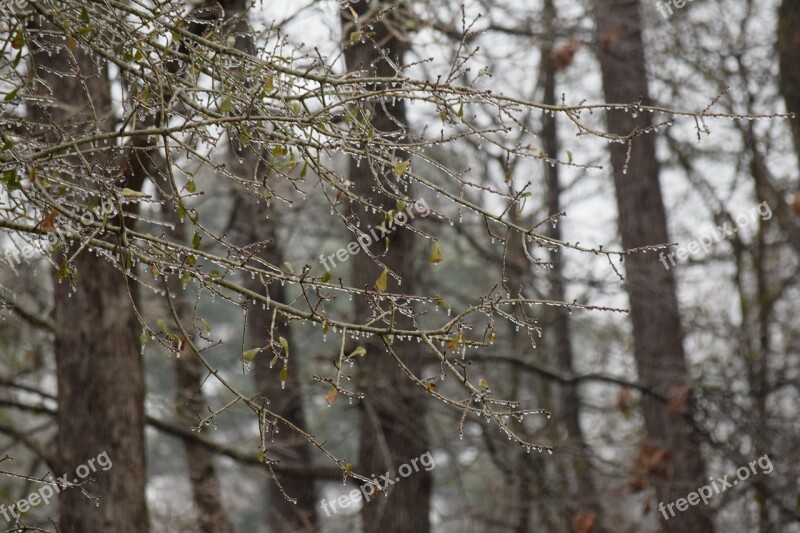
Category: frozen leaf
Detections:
[
  {"x1": 243, "y1": 348, "x2": 260, "y2": 362},
  {"x1": 392, "y1": 160, "x2": 409, "y2": 177},
  {"x1": 41, "y1": 208, "x2": 57, "y2": 233},
  {"x1": 121, "y1": 188, "x2": 149, "y2": 199},
  {"x1": 283, "y1": 262, "x2": 294, "y2": 274},
  {"x1": 186, "y1": 180, "x2": 196, "y2": 193},
  {"x1": 322, "y1": 271, "x2": 331, "y2": 282},
  {"x1": 349, "y1": 346, "x2": 367, "y2": 358},
  {"x1": 192, "y1": 232, "x2": 201, "y2": 250},
  {"x1": 325, "y1": 386, "x2": 338, "y2": 406},
  {"x1": 278, "y1": 336, "x2": 289, "y2": 355},
  {"x1": 374, "y1": 268, "x2": 388, "y2": 292},
  {"x1": 157, "y1": 319, "x2": 169, "y2": 333},
  {"x1": 220, "y1": 94, "x2": 233, "y2": 113},
  {"x1": 429, "y1": 242, "x2": 444, "y2": 264},
  {"x1": 279, "y1": 366, "x2": 288, "y2": 383},
  {"x1": 477, "y1": 378, "x2": 489, "y2": 391}
]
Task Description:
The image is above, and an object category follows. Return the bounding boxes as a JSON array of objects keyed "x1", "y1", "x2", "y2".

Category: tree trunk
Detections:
[
  {"x1": 28, "y1": 19, "x2": 149, "y2": 533},
  {"x1": 591, "y1": 2, "x2": 714, "y2": 532},
  {"x1": 341, "y1": 4, "x2": 432, "y2": 533},
  {"x1": 778, "y1": 0, "x2": 800, "y2": 161},
  {"x1": 541, "y1": 2, "x2": 607, "y2": 530},
  {"x1": 215, "y1": 3, "x2": 318, "y2": 530}
]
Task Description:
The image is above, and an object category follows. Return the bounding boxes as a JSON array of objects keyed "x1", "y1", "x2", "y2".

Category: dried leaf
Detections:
[
  {"x1": 41, "y1": 208, "x2": 57, "y2": 233},
  {"x1": 551, "y1": 38, "x2": 581, "y2": 71},
  {"x1": 325, "y1": 386, "x2": 338, "y2": 406}
]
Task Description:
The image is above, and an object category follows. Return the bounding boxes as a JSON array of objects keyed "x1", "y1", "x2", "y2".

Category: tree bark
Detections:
[
  {"x1": 778, "y1": 0, "x2": 800, "y2": 161},
  {"x1": 215, "y1": 3, "x2": 318, "y2": 530},
  {"x1": 591, "y1": 2, "x2": 714, "y2": 531},
  {"x1": 341, "y1": 4, "x2": 432, "y2": 533},
  {"x1": 28, "y1": 17, "x2": 149, "y2": 533},
  {"x1": 541, "y1": 2, "x2": 606, "y2": 530}
]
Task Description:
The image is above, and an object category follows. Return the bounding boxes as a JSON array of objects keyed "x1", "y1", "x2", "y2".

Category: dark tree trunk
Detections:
[
  {"x1": 28, "y1": 19, "x2": 149, "y2": 533},
  {"x1": 591, "y1": 2, "x2": 714, "y2": 532},
  {"x1": 341, "y1": 4, "x2": 432, "y2": 533}
]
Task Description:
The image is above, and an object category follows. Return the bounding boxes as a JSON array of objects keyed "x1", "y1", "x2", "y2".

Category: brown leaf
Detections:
[
  {"x1": 791, "y1": 194, "x2": 800, "y2": 216},
  {"x1": 324, "y1": 386, "x2": 339, "y2": 406},
  {"x1": 601, "y1": 23, "x2": 621, "y2": 52},
  {"x1": 41, "y1": 208, "x2": 57, "y2": 233},
  {"x1": 631, "y1": 441, "x2": 673, "y2": 486},
  {"x1": 628, "y1": 473, "x2": 648, "y2": 493},
  {"x1": 616, "y1": 387, "x2": 634, "y2": 413},
  {"x1": 572, "y1": 511, "x2": 596, "y2": 533},
  {"x1": 552, "y1": 38, "x2": 581, "y2": 71},
  {"x1": 667, "y1": 384, "x2": 691, "y2": 414}
]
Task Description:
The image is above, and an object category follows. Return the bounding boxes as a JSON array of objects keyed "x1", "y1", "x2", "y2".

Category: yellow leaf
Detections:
[
  {"x1": 429, "y1": 242, "x2": 444, "y2": 264},
  {"x1": 374, "y1": 269, "x2": 388, "y2": 292}
]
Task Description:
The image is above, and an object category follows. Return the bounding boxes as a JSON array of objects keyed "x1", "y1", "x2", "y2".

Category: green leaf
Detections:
[
  {"x1": 349, "y1": 30, "x2": 364, "y2": 43},
  {"x1": 429, "y1": 242, "x2": 444, "y2": 264},
  {"x1": 157, "y1": 319, "x2": 169, "y2": 333},
  {"x1": 374, "y1": 268, "x2": 388, "y2": 292},
  {"x1": 349, "y1": 346, "x2": 367, "y2": 358},
  {"x1": 192, "y1": 232, "x2": 201, "y2": 250},
  {"x1": 396, "y1": 200, "x2": 407, "y2": 212},
  {"x1": 263, "y1": 74, "x2": 274, "y2": 93},
  {"x1": 270, "y1": 354, "x2": 280, "y2": 368},
  {"x1": 201, "y1": 318, "x2": 212, "y2": 333},
  {"x1": 567, "y1": 150, "x2": 573, "y2": 164},
  {"x1": 279, "y1": 366, "x2": 288, "y2": 383},
  {"x1": 457, "y1": 104, "x2": 464, "y2": 117},
  {"x1": 180, "y1": 270, "x2": 191, "y2": 288},
  {"x1": 81, "y1": 6, "x2": 90, "y2": 23},
  {"x1": 177, "y1": 201, "x2": 186, "y2": 223},
  {"x1": 322, "y1": 271, "x2": 331, "y2": 282},
  {"x1": 392, "y1": 160, "x2": 409, "y2": 177},
  {"x1": 243, "y1": 348, "x2": 260, "y2": 362},
  {"x1": 121, "y1": 188, "x2": 149, "y2": 198},
  {"x1": 186, "y1": 180, "x2": 196, "y2": 193},
  {"x1": 278, "y1": 336, "x2": 289, "y2": 355},
  {"x1": 140, "y1": 328, "x2": 149, "y2": 345},
  {"x1": 220, "y1": 95, "x2": 233, "y2": 114},
  {"x1": 300, "y1": 161, "x2": 308, "y2": 178},
  {"x1": 435, "y1": 298, "x2": 451, "y2": 311},
  {"x1": 4, "y1": 87, "x2": 19, "y2": 102},
  {"x1": 11, "y1": 30, "x2": 24, "y2": 49},
  {"x1": 283, "y1": 261, "x2": 294, "y2": 274}
]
